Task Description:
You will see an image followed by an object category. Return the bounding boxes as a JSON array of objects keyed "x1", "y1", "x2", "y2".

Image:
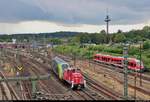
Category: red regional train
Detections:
[
  {"x1": 52, "y1": 57, "x2": 86, "y2": 89},
  {"x1": 93, "y1": 53, "x2": 144, "y2": 71}
]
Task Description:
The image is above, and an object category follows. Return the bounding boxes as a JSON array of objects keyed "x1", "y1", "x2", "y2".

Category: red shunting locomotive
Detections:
[{"x1": 52, "y1": 57, "x2": 86, "y2": 89}]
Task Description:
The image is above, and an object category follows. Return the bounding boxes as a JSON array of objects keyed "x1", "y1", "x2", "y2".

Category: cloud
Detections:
[
  {"x1": 0, "y1": 0, "x2": 48, "y2": 23},
  {"x1": 0, "y1": 0, "x2": 149, "y2": 34},
  {"x1": 0, "y1": 0, "x2": 149, "y2": 25},
  {"x1": 0, "y1": 21, "x2": 146, "y2": 34}
]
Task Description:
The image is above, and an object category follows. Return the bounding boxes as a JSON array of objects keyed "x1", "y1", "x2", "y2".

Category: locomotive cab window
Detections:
[{"x1": 62, "y1": 64, "x2": 69, "y2": 71}]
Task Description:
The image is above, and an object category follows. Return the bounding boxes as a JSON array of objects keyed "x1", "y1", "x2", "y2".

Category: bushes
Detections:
[
  {"x1": 143, "y1": 40, "x2": 150, "y2": 49},
  {"x1": 103, "y1": 47, "x2": 122, "y2": 54},
  {"x1": 128, "y1": 47, "x2": 139, "y2": 55},
  {"x1": 87, "y1": 45, "x2": 104, "y2": 51}
]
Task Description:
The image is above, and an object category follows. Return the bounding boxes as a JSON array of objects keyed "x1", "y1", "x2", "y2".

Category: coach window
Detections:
[
  {"x1": 104, "y1": 57, "x2": 106, "y2": 61},
  {"x1": 119, "y1": 60, "x2": 122, "y2": 64},
  {"x1": 130, "y1": 63, "x2": 134, "y2": 67},
  {"x1": 133, "y1": 64, "x2": 136, "y2": 67}
]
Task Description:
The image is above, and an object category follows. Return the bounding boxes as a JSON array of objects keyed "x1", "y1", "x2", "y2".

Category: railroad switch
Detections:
[{"x1": 92, "y1": 93, "x2": 97, "y2": 96}]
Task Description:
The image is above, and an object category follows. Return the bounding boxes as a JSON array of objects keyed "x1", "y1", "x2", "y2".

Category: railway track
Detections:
[
  {"x1": 91, "y1": 60, "x2": 150, "y2": 82},
  {"x1": 22, "y1": 51, "x2": 118, "y2": 100},
  {"x1": 19, "y1": 55, "x2": 77, "y2": 100},
  {"x1": 5, "y1": 48, "x2": 150, "y2": 82},
  {"x1": 0, "y1": 55, "x2": 33, "y2": 100},
  {"x1": 3, "y1": 49, "x2": 149, "y2": 99},
  {"x1": 55, "y1": 54, "x2": 150, "y2": 99},
  {"x1": 56, "y1": 54, "x2": 150, "y2": 85},
  {"x1": 21, "y1": 81, "x2": 32, "y2": 99},
  {"x1": 0, "y1": 71, "x2": 20, "y2": 100},
  {"x1": 83, "y1": 73, "x2": 122, "y2": 100},
  {"x1": 1, "y1": 49, "x2": 74, "y2": 100},
  {"x1": 89, "y1": 61, "x2": 150, "y2": 95},
  {"x1": 18, "y1": 51, "x2": 107, "y2": 100},
  {"x1": 8, "y1": 49, "x2": 142, "y2": 99}
]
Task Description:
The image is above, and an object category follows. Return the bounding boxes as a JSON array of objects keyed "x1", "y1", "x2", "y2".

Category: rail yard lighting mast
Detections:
[
  {"x1": 104, "y1": 10, "x2": 111, "y2": 44},
  {"x1": 123, "y1": 43, "x2": 129, "y2": 100}
]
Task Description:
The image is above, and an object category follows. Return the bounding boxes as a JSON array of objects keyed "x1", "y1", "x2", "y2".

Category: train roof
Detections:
[
  {"x1": 53, "y1": 56, "x2": 68, "y2": 64},
  {"x1": 95, "y1": 53, "x2": 139, "y2": 61},
  {"x1": 95, "y1": 53, "x2": 112, "y2": 57}
]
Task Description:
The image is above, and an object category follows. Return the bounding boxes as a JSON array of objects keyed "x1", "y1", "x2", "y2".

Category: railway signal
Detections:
[{"x1": 17, "y1": 66, "x2": 23, "y2": 71}]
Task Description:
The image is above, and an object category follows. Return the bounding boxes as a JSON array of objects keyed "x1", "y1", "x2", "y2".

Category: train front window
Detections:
[{"x1": 62, "y1": 64, "x2": 69, "y2": 71}]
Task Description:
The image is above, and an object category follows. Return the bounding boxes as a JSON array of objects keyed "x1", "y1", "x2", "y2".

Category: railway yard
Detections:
[{"x1": 0, "y1": 47, "x2": 150, "y2": 100}]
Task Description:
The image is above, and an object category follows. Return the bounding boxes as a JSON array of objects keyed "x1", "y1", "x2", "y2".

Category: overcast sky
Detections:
[{"x1": 0, "y1": 0, "x2": 150, "y2": 34}]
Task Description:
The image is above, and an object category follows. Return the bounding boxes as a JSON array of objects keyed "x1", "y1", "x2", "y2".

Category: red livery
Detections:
[
  {"x1": 52, "y1": 57, "x2": 86, "y2": 89},
  {"x1": 93, "y1": 53, "x2": 144, "y2": 71},
  {"x1": 63, "y1": 68, "x2": 86, "y2": 89},
  {"x1": 0, "y1": 43, "x2": 29, "y2": 49}
]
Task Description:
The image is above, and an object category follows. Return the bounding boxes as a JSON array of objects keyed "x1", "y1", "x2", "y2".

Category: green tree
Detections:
[
  {"x1": 78, "y1": 33, "x2": 90, "y2": 44},
  {"x1": 117, "y1": 29, "x2": 123, "y2": 33},
  {"x1": 90, "y1": 34, "x2": 105, "y2": 44},
  {"x1": 100, "y1": 30, "x2": 107, "y2": 43},
  {"x1": 143, "y1": 40, "x2": 150, "y2": 49},
  {"x1": 47, "y1": 38, "x2": 62, "y2": 45},
  {"x1": 114, "y1": 33, "x2": 126, "y2": 43},
  {"x1": 133, "y1": 35, "x2": 142, "y2": 43}
]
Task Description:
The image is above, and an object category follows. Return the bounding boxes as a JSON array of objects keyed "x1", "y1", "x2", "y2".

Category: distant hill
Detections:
[{"x1": 0, "y1": 31, "x2": 82, "y2": 42}]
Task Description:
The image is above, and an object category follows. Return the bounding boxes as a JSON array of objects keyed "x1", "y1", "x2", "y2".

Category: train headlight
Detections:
[
  {"x1": 84, "y1": 80, "x2": 86, "y2": 88},
  {"x1": 71, "y1": 81, "x2": 74, "y2": 89}
]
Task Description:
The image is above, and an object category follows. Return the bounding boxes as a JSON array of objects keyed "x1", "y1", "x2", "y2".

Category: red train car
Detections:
[
  {"x1": 52, "y1": 57, "x2": 86, "y2": 89},
  {"x1": 63, "y1": 68, "x2": 86, "y2": 89},
  {"x1": 93, "y1": 53, "x2": 144, "y2": 71}
]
